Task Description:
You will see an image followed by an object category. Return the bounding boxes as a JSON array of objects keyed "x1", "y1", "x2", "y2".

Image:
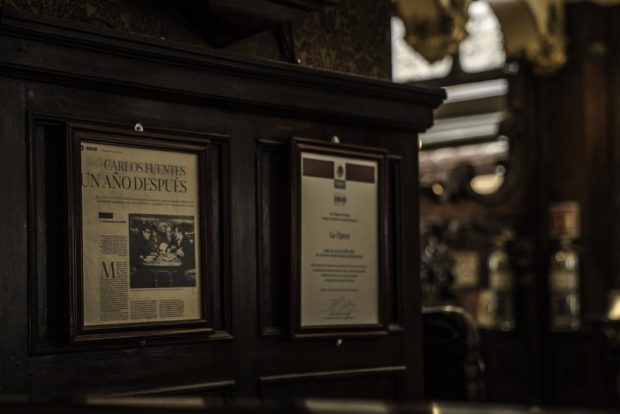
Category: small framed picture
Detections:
[
  {"x1": 66, "y1": 123, "x2": 214, "y2": 342},
  {"x1": 289, "y1": 137, "x2": 389, "y2": 338}
]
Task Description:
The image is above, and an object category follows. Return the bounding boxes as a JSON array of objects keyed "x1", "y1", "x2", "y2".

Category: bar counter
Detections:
[{"x1": 0, "y1": 397, "x2": 617, "y2": 414}]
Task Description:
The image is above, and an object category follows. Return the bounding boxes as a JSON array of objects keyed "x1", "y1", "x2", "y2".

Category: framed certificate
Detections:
[
  {"x1": 66, "y1": 123, "x2": 214, "y2": 342},
  {"x1": 290, "y1": 138, "x2": 389, "y2": 338}
]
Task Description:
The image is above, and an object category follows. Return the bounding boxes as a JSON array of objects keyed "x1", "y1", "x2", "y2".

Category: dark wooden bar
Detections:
[
  {"x1": 1, "y1": 397, "x2": 619, "y2": 414},
  {"x1": 0, "y1": 5, "x2": 443, "y2": 400}
]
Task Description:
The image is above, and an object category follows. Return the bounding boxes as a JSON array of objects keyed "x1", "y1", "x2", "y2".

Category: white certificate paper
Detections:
[{"x1": 300, "y1": 152, "x2": 379, "y2": 327}]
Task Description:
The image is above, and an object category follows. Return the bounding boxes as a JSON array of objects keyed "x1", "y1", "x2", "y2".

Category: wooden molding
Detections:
[{"x1": 0, "y1": 8, "x2": 444, "y2": 133}]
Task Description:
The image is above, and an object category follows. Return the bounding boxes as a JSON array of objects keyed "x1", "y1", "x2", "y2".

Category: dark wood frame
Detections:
[
  {"x1": 66, "y1": 122, "x2": 216, "y2": 343},
  {"x1": 289, "y1": 137, "x2": 390, "y2": 339}
]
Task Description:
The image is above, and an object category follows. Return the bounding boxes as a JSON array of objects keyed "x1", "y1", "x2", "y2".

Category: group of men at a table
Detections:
[{"x1": 130, "y1": 223, "x2": 195, "y2": 288}]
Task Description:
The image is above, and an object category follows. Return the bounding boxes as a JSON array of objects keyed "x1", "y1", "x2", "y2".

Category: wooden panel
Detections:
[
  {"x1": 544, "y1": 333, "x2": 609, "y2": 405},
  {"x1": 480, "y1": 332, "x2": 530, "y2": 402},
  {"x1": 256, "y1": 139, "x2": 289, "y2": 335},
  {"x1": 28, "y1": 118, "x2": 70, "y2": 350},
  {"x1": 177, "y1": 0, "x2": 335, "y2": 47},
  {"x1": 259, "y1": 367, "x2": 405, "y2": 400},
  {"x1": 0, "y1": 78, "x2": 28, "y2": 392},
  {"x1": 115, "y1": 380, "x2": 235, "y2": 399},
  {"x1": 609, "y1": 7, "x2": 620, "y2": 291},
  {"x1": 0, "y1": 9, "x2": 441, "y2": 399},
  {"x1": 388, "y1": 155, "x2": 404, "y2": 328}
]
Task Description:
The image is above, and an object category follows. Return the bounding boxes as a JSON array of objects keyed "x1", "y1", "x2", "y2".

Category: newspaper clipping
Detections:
[{"x1": 80, "y1": 141, "x2": 202, "y2": 327}]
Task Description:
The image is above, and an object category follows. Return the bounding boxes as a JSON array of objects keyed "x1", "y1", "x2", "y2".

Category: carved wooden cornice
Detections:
[
  {"x1": 177, "y1": 0, "x2": 338, "y2": 47},
  {"x1": 0, "y1": 7, "x2": 445, "y2": 132}
]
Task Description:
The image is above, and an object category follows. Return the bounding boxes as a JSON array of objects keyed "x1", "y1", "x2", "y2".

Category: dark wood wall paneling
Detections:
[
  {"x1": 0, "y1": 8, "x2": 444, "y2": 399},
  {"x1": 258, "y1": 366, "x2": 405, "y2": 399},
  {"x1": 0, "y1": 0, "x2": 392, "y2": 79},
  {"x1": 0, "y1": 77, "x2": 28, "y2": 394}
]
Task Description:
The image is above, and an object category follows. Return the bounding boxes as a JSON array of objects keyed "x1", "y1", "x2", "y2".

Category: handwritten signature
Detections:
[{"x1": 327, "y1": 297, "x2": 356, "y2": 316}]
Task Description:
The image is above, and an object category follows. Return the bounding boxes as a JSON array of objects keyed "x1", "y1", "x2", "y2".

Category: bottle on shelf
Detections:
[
  {"x1": 487, "y1": 229, "x2": 516, "y2": 331},
  {"x1": 548, "y1": 237, "x2": 580, "y2": 331}
]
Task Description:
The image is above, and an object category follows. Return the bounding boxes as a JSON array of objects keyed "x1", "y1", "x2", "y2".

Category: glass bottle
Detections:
[
  {"x1": 487, "y1": 231, "x2": 515, "y2": 331},
  {"x1": 549, "y1": 238, "x2": 580, "y2": 331}
]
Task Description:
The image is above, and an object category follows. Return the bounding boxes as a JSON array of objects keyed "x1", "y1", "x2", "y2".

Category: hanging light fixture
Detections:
[
  {"x1": 393, "y1": 0, "x2": 568, "y2": 74},
  {"x1": 393, "y1": 0, "x2": 473, "y2": 63}
]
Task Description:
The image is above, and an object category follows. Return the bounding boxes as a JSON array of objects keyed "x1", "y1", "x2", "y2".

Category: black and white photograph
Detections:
[{"x1": 129, "y1": 214, "x2": 197, "y2": 289}]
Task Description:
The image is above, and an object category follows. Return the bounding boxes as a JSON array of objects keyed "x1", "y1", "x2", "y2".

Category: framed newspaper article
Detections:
[
  {"x1": 66, "y1": 123, "x2": 215, "y2": 343},
  {"x1": 289, "y1": 137, "x2": 389, "y2": 339}
]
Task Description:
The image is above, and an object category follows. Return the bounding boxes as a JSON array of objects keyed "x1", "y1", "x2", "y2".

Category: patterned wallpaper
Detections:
[
  {"x1": 0, "y1": 0, "x2": 209, "y2": 45},
  {"x1": 293, "y1": 0, "x2": 391, "y2": 79},
  {"x1": 0, "y1": 0, "x2": 391, "y2": 79}
]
